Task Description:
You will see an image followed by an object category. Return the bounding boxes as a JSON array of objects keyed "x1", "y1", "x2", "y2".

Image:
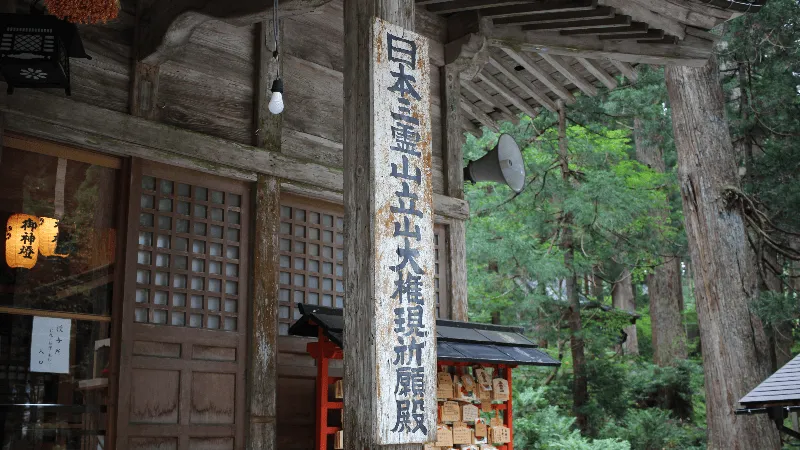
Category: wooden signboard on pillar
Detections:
[{"x1": 372, "y1": 17, "x2": 436, "y2": 444}]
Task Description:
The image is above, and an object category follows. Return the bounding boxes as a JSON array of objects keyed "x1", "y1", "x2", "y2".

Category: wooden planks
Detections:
[
  {"x1": 501, "y1": 48, "x2": 576, "y2": 103},
  {"x1": 1, "y1": 90, "x2": 469, "y2": 220},
  {"x1": 477, "y1": 71, "x2": 539, "y2": 118},
  {"x1": 576, "y1": 57, "x2": 617, "y2": 89},
  {"x1": 488, "y1": 55, "x2": 557, "y2": 112}
]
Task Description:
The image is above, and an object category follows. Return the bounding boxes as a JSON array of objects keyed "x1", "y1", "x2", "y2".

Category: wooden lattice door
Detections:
[{"x1": 116, "y1": 161, "x2": 249, "y2": 450}]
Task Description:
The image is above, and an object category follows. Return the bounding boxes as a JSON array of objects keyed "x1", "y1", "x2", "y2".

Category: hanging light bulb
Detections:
[{"x1": 268, "y1": 78, "x2": 284, "y2": 115}]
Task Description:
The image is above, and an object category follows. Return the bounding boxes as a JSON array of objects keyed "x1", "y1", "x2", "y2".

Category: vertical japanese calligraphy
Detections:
[
  {"x1": 372, "y1": 17, "x2": 436, "y2": 444},
  {"x1": 6, "y1": 213, "x2": 40, "y2": 269},
  {"x1": 30, "y1": 316, "x2": 71, "y2": 374}
]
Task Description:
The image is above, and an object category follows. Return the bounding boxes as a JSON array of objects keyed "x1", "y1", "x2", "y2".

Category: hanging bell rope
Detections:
[{"x1": 44, "y1": 0, "x2": 120, "y2": 24}]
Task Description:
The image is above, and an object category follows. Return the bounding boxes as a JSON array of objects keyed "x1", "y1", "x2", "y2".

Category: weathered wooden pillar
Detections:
[
  {"x1": 248, "y1": 19, "x2": 282, "y2": 450},
  {"x1": 441, "y1": 20, "x2": 488, "y2": 322},
  {"x1": 343, "y1": 0, "x2": 436, "y2": 447},
  {"x1": 131, "y1": 0, "x2": 161, "y2": 119}
]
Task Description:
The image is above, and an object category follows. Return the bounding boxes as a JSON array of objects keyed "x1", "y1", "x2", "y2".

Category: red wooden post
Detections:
[
  {"x1": 315, "y1": 328, "x2": 330, "y2": 450},
  {"x1": 507, "y1": 365, "x2": 514, "y2": 450}
]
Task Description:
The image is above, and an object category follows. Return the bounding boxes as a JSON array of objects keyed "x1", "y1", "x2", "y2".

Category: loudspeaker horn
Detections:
[{"x1": 463, "y1": 134, "x2": 526, "y2": 193}]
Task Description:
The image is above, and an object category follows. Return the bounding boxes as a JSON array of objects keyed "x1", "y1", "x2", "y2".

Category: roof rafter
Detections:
[
  {"x1": 500, "y1": 48, "x2": 576, "y2": 103},
  {"x1": 576, "y1": 57, "x2": 617, "y2": 89},
  {"x1": 488, "y1": 55, "x2": 558, "y2": 112},
  {"x1": 460, "y1": 98, "x2": 501, "y2": 132},
  {"x1": 538, "y1": 53, "x2": 598, "y2": 97},
  {"x1": 488, "y1": 27, "x2": 713, "y2": 66},
  {"x1": 461, "y1": 78, "x2": 517, "y2": 122},
  {"x1": 477, "y1": 71, "x2": 540, "y2": 119}
]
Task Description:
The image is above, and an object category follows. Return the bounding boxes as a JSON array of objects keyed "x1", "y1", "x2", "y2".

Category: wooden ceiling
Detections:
[{"x1": 419, "y1": 0, "x2": 753, "y2": 133}]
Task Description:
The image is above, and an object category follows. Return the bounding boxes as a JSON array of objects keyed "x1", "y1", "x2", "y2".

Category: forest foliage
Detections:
[{"x1": 463, "y1": 0, "x2": 800, "y2": 447}]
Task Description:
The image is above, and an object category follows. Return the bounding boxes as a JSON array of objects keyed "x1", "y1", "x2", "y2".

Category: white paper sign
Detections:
[
  {"x1": 372, "y1": 17, "x2": 436, "y2": 444},
  {"x1": 30, "y1": 316, "x2": 71, "y2": 374}
]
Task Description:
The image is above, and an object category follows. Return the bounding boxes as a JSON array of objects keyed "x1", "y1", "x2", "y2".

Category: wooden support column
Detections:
[
  {"x1": 249, "y1": 18, "x2": 282, "y2": 450},
  {"x1": 442, "y1": 64, "x2": 469, "y2": 322},
  {"x1": 250, "y1": 175, "x2": 280, "y2": 450},
  {"x1": 442, "y1": 20, "x2": 487, "y2": 323},
  {"x1": 131, "y1": 0, "x2": 161, "y2": 119},
  {"x1": 343, "y1": 0, "x2": 437, "y2": 447}
]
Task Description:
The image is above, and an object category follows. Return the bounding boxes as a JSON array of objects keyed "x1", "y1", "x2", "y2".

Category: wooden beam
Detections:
[
  {"x1": 0, "y1": 89, "x2": 470, "y2": 220},
  {"x1": 131, "y1": 1, "x2": 160, "y2": 120},
  {"x1": 461, "y1": 78, "x2": 516, "y2": 121},
  {"x1": 427, "y1": 0, "x2": 535, "y2": 14},
  {"x1": 462, "y1": 116, "x2": 481, "y2": 137},
  {"x1": 626, "y1": 0, "x2": 728, "y2": 29},
  {"x1": 599, "y1": 29, "x2": 663, "y2": 41},
  {"x1": 488, "y1": 55, "x2": 558, "y2": 112},
  {"x1": 608, "y1": 58, "x2": 638, "y2": 83},
  {"x1": 461, "y1": 98, "x2": 500, "y2": 132},
  {"x1": 488, "y1": 27, "x2": 714, "y2": 66},
  {"x1": 538, "y1": 53, "x2": 597, "y2": 96},
  {"x1": 448, "y1": 219, "x2": 469, "y2": 321},
  {"x1": 248, "y1": 18, "x2": 281, "y2": 450},
  {"x1": 480, "y1": 0, "x2": 597, "y2": 19},
  {"x1": 138, "y1": 0, "x2": 331, "y2": 65},
  {"x1": 443, "y1": 64, "x2": 466, "y2": 199},
  {"x1": 576, "y1": 57, "x2": 617, "y2": 89},
  {"x1": 522, "y1": 15, "x2": 630, "y2": 32},
  {"x1": 560, "y1": 22, "x2": 648, "y2": 36},
  {"x1": 598, "y1": 0, "x2": 686, "y2": 40},
  {"x1": 249, "y1": 174, "x2": 279, "y2": 450},
  {"x1": 501, "y1": 48, "x2": 576, "y2": 103},
  {"x1": 255, "y1": 20, "x2": 283, "y2": 150},
  {"x1": 477, "y1": 71, "x2": 539, "y2": 118},
  {"x1": 494, "y1": 7, "x2": 615, "y2": 26}
]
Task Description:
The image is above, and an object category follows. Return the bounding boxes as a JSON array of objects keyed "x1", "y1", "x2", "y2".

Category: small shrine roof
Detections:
[{"x1": 289, "y1": 304, "x2": 560, "y2": 366}]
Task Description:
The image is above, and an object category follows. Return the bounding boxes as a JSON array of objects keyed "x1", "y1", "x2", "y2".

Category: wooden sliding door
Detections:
[{"x1": 116, "y1": 161, "x2": 249, "y2": 450}]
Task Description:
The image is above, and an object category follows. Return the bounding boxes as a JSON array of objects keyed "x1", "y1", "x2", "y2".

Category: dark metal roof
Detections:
[
  {"x1": 289, "y1": 304, "x2": 560, "y2": 367},
  {"x1": 740, "y1": 353, "x2": 800, "y2": 408}
]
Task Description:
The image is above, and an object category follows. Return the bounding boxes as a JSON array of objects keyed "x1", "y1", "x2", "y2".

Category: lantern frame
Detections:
[{"x1": 0, "y1": 13, "x2": 91, "y2": 95}]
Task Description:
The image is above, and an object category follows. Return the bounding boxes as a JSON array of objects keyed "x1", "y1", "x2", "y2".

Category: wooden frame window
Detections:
[
  {"x1": 278, "y1": 194, "x2": 452, "y2": 335},
  {"x1": 0, "y1": 135, "x2": 124, "y2": 450}
]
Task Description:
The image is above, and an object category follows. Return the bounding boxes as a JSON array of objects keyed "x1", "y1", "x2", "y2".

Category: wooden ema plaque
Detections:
[
  {"x1": 462, "y1": 404, "x2": 480, "y2": 423},
  {"x1": 440, "y1": 401, "x2": 461, "y2": 422},
  {"x1": 474, "y1": 368, "x2": 492, "y2": 386},
  {"x1": 434, "y1": 425, "x2": 454, "y2": 447},
  {"x1": 474, "y1": 419, "x2": 487, "y2": 438},
  {"x1": 461, "y1": 373, "x2": 476, "y2": 391},
  {"x1": 452, "y1": 422, "x2": 472, "y2": 444},
  {"x1": 492, "y1": 378, "x2": 510, "y2": 401}
]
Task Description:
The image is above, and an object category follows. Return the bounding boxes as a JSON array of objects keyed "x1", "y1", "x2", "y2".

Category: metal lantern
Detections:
[
  {"x1": 0, "y1": 13, "x2": 90, "y2": 95},
  {"x1": 6, "y1": 213, "x2": 40, "y2": 269}
]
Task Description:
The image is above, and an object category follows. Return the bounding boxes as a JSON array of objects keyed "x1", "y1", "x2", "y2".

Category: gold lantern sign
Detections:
[
  {"x1": 38, "y1": 217, "x2": 69, "y2": 258},
  {"x1": 5, "y1": 214, "x2": 40, "y2": 269},
  {"x1": 5, "y1": 214, "x2": 70, "y2": 269}
]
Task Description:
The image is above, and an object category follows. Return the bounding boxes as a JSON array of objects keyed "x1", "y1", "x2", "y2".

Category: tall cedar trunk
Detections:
[
  {"x1": 763, "y1": 247, "x2": 793, "y2": 370},
  {"x1": 558, "y1": 102, "x2": 588, "y2": 432},
  {"x1": 666, "y1": 56, "x2": 781, "y2": 450},
  {"x1": 634, "y1": 118, "x2": 687, "y2": 365},
  {"x1": 592, "y1": 267, "x2": 603, "y2": 301},
  {"x1": 612, "y1": 268, "x2": 638, "y2": 355}
]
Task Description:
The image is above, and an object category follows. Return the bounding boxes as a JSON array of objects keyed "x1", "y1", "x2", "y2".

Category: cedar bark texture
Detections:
[
  {"x1": 611, "y1": 268, "x2": 638, "y2": 355},
  {"x1": 633, "y1": 118, "x2": 687, "y2": 365},
  {"x1": 558, "y1": 102, "x2": 588, "y2": 432},
  {"x1": 666, "y1": 56, "x2": 781, "y2": 450}
]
